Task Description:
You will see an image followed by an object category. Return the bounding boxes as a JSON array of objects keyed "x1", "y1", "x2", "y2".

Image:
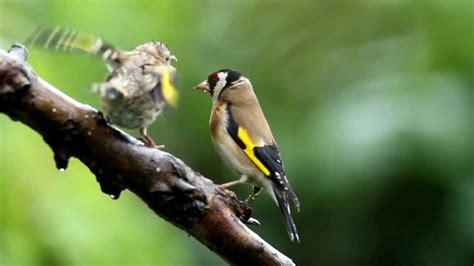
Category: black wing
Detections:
[
  {"x1": 254, "y1": 144, "x2": 300, "y2": 242},
  {"x1": 254, "y1": 145, "x2": 299, "y2": 208},
  {"x1": 225, "y1": 106, "x2": 300, "y2": 241},
  {"x1": 226, "y1": 105, "x2": 299, "y2": 207}
]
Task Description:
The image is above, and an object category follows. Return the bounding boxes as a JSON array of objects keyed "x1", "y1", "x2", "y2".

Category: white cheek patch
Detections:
[
  {"x1": 212, "y1": 72, "x2": 228, "y2": 101},
  {"x1": 216, "y1": 72, "x2": 228, "y2": 91}
]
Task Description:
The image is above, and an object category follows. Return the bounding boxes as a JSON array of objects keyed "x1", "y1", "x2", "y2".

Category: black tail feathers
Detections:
[{"x1": 274, "y1": 187, "x2": 300, "y2": 242}]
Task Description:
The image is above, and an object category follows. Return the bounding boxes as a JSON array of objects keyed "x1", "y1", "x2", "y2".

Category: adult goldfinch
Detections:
[
  {"x1": 27, "y1": 27, "x2": 179, "y2": 147},
  {"x1": 195, "y1": 69, "x2": 300, "y2": 242}
]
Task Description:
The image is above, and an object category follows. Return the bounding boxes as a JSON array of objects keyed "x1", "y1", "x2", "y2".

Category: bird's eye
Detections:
[{"x1": 165, "y1": 56, "x2": 170, "y2": 62}]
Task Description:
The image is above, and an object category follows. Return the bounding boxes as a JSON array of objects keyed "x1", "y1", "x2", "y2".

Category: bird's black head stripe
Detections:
[
  {"x1": 216, "y1": 69, "x2": 242, "y2": 99},
  {"x1": 219, "y1": 69, "x2": 242, "y2": 88}
]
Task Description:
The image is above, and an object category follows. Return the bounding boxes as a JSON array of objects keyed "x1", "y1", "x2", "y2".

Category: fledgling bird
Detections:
[
  {"x1": 27, "y1": 27, "x2": 179, "y2": 147},
  {"x1": 195, "y1": 69, "x2": 300, "y2": 241}
]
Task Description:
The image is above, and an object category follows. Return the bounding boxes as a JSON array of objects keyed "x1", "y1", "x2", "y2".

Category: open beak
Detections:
[{"x1": 194, "y1": 80, "x2": 210, "y2": 92}]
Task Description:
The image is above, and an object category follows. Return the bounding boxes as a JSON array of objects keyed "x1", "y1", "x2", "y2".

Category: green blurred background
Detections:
[{"x1": 1, "y1": 0, "x2": 473, "y2": 265}]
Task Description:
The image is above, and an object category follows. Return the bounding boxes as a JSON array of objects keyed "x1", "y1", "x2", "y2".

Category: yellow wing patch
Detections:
[
  {"x1": 156, "y1": 65, "x2": 179, "y2": 108},
  {"x1": 237, "y1": 127, "x2": 271, "y2": 176}
]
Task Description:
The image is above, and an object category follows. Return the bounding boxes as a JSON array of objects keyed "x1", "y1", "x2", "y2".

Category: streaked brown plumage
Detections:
[{"x1": 27, "y1": 27, "x2": 179, "y2": 147}]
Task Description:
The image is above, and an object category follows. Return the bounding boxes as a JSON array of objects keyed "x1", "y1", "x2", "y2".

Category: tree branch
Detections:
[{"x1": 0, "y1": 44, "x2": 295, "y2": 266}]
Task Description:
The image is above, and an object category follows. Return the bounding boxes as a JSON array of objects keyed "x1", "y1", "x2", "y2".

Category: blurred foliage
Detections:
[{"x1": 1, "y1": 0, "x2": 473, "y2": 265}]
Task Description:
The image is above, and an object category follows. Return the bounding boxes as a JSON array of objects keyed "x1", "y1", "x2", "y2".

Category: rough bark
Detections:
[{"x1": 0, "y1": 44, "x2": 295, "y2": 266}]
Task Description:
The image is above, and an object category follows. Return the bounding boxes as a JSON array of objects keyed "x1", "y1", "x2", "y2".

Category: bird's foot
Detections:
[
  {"x1": 238, "y1": 198, "x2": 261, "y2": 226},
  {"x1": 140, "y1": 135, "x2": 165, "y2": 149},
  {"x1": 244, "y1": 186, "x2": 262, "y2": 205},
  {"x1": 138, "y1": 127, "x2": 165, "y2": 149},
  {"x1": 243, "y1": 197, "x2": 254, "y2": 205}
]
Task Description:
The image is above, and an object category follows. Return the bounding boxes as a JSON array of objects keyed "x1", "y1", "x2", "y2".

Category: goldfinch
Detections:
[
  {"x1": 195, "y1": 69, "x2": 300, "y2": 242},
  {"x1": 27, "y1": 27, "x2": 179, "y2": 147}
]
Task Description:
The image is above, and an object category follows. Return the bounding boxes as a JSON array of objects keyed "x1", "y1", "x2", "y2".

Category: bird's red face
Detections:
[{"x1": 194, "y1": 69, "x2": 242, "y2": 97}]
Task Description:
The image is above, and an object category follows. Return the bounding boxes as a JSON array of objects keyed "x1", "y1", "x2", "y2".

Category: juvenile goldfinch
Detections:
[
  {"x1": 195, "y1": 69, "x2": 300, "y2": 242},
  {"x1": 27, "y1": 27, "x2": 179, "y2": 147}
]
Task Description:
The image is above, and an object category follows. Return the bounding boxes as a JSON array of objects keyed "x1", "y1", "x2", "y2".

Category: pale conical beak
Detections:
[{"x1": 194, "y1": 80, "x2": 210, "y2": 92}]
